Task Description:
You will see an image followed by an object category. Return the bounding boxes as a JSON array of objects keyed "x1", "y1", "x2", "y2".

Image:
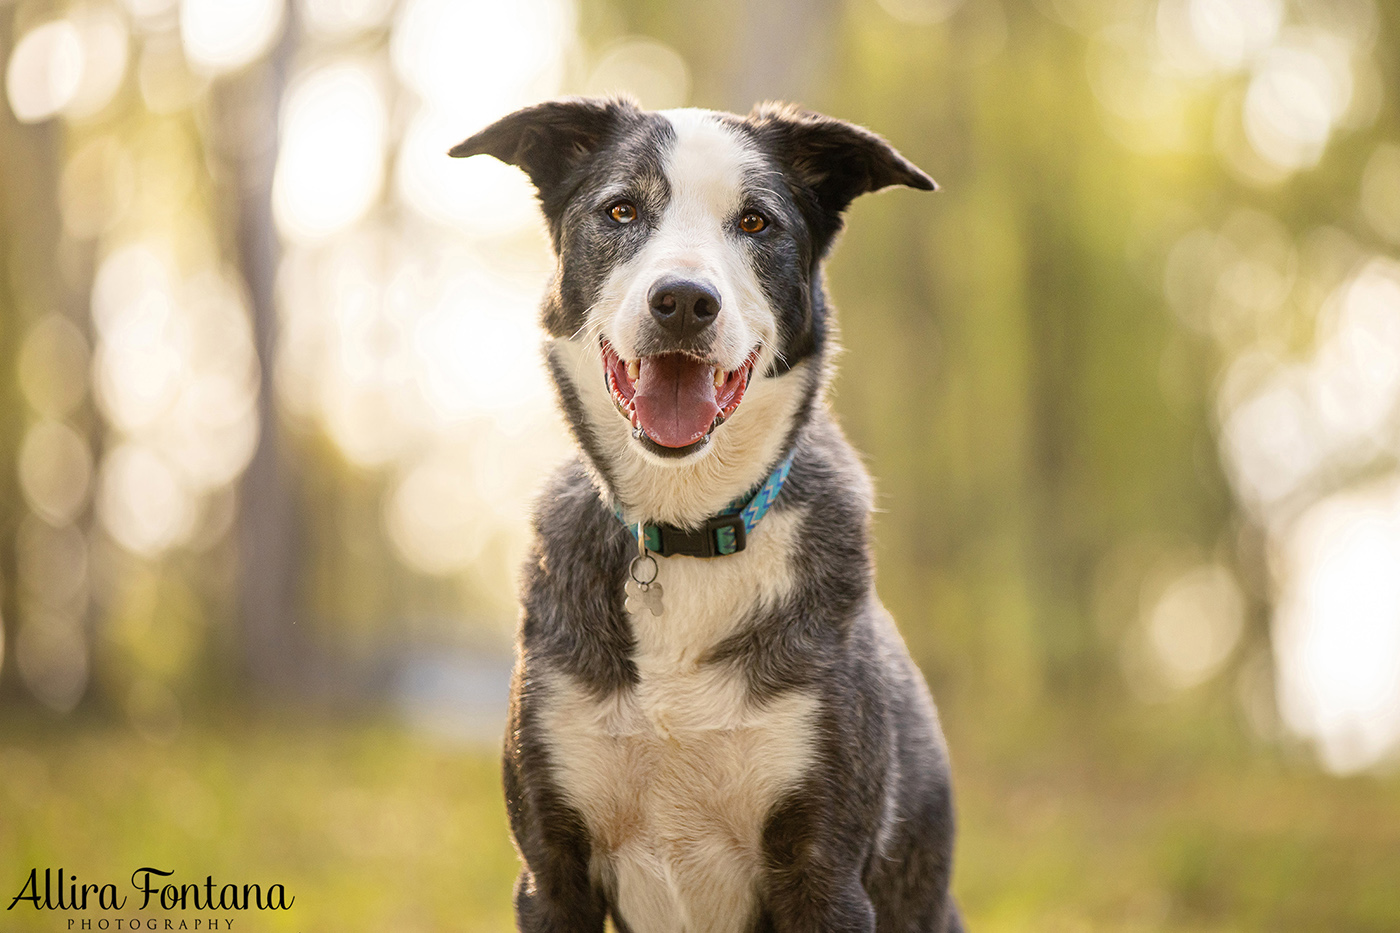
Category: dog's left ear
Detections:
[
  {"x1": 449, "y1": 97, "x2": 639, "y2": 206},
  {"x1": 747, "y1": 103, "x2": 936, "y2": 221}
]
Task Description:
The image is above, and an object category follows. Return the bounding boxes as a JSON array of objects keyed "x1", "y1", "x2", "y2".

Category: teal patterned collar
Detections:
[{"x1": 614, "y1": 451, "x2": 795, "y2": 558}]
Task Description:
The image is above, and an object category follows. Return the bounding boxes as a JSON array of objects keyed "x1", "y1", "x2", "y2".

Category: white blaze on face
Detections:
[
  {"x1": 601, "y1": 109, "x2": 776, "y2": 372},
  {"x1": 553, "y1": 107, "x2": 810, "y2": 520}
]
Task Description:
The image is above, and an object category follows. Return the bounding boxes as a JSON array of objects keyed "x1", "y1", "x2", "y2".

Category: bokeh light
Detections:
[
  {"x1": 385, "y1": 452, "x2": 490, "y2": 575},
  {"x1": 64, "y1": 4, "x2": 129, "y2": 120},
  {"x1": 97, "y1": 441, "x2": 196, "y2": 557},
  {"x1": 1219, "y1": 258, "x2": 1400, "y2": 520},
  {"x1": 92, "y1": 248, "x2": 189, "y2": 433},
  {"x1": 273, "y1": 0, "x2": 577, "y2": 580},
  {"x1": 6, "y1": 19, "x2": 85, "y2": 123},
  {"x1": 1311, "y1": 260, "x2": 1400, "y2": 445},
  {"x1": 584, "y1": 37, "x2": 691, "y2": 110},
  {"x1": 395, "y1": 110, "x2": 542, "y2": 236},
  {"x1": 19, "y1": 314, "x2": 90, "y2": 420},
  {"x1": 299, "y1": 0, "x2": 396, "y2": 40},
  {"x1": 273, "y1": 61, "x2": 388, "y2": 243},
  {"x1": 1163, "y1": 210, "x2": 1297, "y2": 346},
  {"x1": 1220, "y1": 366, "x2": 1317, "y2": 512},
  {"x1": 179, "y1": 0, "x2": 285, "y2": 75},
  {"x1": 89, "y1": 242, "x2": 259, "y2": 558},
  {"x1": 1275, "y1": 477, "x2": 1400, "y2": 773},
  {"x1": 390, "y1": 0, "x2": 572, "y2": 124},
  {"x1": 121, "y1": 0, "x2": 178, "y2": 32},
  {"x1": 138, "y1": 32, "x2": 203, "y2": 113},
  {"x1": 18, "y1": 421, "x2": 93, "y2": 527},
  {"x1": 0, "y1": 5, "x2": 130, "y2": 125},
  {"x1": 1188, "y1": 0, "x2": 1282, "y2": 71},
  {"x1": 1242, "y1": 35, "x2": 1352, "y2": 172},
  {"x1": 1146, "y1": 563, "x2": 1246, "y2": 690},
  {"x1": 412, "y1": 265, "x2": 549, "y2": 419}
]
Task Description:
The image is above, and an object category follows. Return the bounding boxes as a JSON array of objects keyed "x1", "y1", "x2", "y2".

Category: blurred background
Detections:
[{"x1": 0, "y1": 0, "x2": 1398, "y2": 929}]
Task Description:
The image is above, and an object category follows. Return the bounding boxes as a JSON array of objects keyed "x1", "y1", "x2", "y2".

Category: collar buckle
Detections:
[{"x1": 655, "y1": 513, "x2": 747, "y2": 558}]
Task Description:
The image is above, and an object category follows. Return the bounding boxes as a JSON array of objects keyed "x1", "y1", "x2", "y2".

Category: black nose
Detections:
[{"x1": 648, "y1": 278, "x2": 721, "y2": 340}]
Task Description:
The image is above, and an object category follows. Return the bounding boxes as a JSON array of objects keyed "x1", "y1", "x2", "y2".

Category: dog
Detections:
[{"x1": 450, "y1": 97, "x2": 962, "y2": 933}]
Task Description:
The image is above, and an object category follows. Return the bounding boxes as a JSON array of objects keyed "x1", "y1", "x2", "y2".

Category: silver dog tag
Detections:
[{"x1": 624, "y1": 575, "x2": 664, "y2": 617}]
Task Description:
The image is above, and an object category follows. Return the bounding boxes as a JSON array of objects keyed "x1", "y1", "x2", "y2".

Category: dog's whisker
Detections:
[{"x1": 754, "y1": 335, "x2": 789, "y2": 371}]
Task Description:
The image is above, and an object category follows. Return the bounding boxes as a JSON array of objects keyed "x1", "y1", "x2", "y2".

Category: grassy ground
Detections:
[
  {"x1": 0, "y1": 714, "x2": 517, "y2": 933},
  {"x1": 952, "y1": 726, "x2": 1400, "y2": 933},
  {"x1": 1, "y1": 711, "x2": 1397, "y2": 932}
]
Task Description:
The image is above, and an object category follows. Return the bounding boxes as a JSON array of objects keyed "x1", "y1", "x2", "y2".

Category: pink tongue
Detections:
[{"x1": 633, "y1": 354, "x2": 720, "y2": 448}]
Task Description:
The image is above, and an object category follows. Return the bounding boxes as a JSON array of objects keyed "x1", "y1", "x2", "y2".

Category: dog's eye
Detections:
[
  {"x1": 607, "y1": 201, "x2": 638, "y2": 224},
  {"x1": 739, "y1": 211, "x2": 767, "y2": 234}
]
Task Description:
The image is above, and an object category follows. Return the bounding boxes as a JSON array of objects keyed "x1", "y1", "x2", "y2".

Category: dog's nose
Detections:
[{"x1": 648, "y1": 278, "x2": 721, "y2": 340}]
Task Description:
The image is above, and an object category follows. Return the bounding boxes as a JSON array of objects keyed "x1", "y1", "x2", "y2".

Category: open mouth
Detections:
[{"x1": 601, "y1": 339, "x2": 757, "y2": 457}]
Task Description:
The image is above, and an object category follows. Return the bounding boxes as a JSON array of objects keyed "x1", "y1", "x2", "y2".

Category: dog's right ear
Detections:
[{"x1": 449, "y1": 97, "x2": 638, "y2": 205}]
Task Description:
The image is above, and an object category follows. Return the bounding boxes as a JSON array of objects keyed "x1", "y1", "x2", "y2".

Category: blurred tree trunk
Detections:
[
  {"x1": 0, "y1": 13, "x2": 37, "y2": 701},
  {"x1": 0, "y1": 14, "x2": 86, "y2": 705},
  {"x1": 214, "y1": 22, "x2": 305, "y2": 690}
]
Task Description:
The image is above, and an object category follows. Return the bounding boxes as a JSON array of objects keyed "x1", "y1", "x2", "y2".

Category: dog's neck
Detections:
[{"x1": 549, "y1": 337, "x2": 817, "y2": 529}]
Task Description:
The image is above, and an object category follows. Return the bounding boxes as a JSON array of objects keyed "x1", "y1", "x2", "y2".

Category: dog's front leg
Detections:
[
  {"x1": 504, "y1": 770, "x2": 607, "y2": 932},
  {"x1": 757, "y1": 793, "x2": 878, "y2": 933},
  {"x1": 762, "y1": 881, "x2": 876, "y2": 932},
  {"x1": 512, "y1": 864, "x2": 606, "y2": 933},
  {"x1": 504, "y1": 701, "x2": 608, "y2": 932}
]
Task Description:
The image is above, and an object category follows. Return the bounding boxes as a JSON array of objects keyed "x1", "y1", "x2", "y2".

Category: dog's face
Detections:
[{"x1": 451, "y1": 99, "x2": 933, "y2": 518}]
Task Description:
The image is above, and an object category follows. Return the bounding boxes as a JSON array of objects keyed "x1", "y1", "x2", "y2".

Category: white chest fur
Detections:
[{"x1": 539, "y1": 509, "x2": 818, "y2": 933}]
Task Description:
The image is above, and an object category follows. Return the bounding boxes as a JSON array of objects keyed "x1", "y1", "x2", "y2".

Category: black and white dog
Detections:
[{"x1": 451, "y1": 98, "x2": 961, "y2": 933}]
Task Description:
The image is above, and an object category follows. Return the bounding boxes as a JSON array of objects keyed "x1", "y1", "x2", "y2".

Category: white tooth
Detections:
[
  {"x1": 627, "y1": 359, "x2": 639, "y2": 381},
  {"x1": 714, "y1": 368, "x2": 725, "y2": 388}
]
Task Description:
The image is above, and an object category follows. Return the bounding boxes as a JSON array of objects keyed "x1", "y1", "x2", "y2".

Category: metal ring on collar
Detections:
[{"x1": 629, "y1": 554, "x2": 659, "y2": 586}]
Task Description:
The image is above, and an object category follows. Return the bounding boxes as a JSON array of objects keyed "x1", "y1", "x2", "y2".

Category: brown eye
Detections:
[
  {"x1": 739, "y1": 211, "x2": 767, "y2": 234},
  {"x1": 608, "y1": 201, "x2": 637, "y2": 224}
]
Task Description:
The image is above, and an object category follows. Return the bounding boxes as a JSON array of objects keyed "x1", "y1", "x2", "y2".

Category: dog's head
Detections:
[{"x1": 451, "y1": 98, "x2": 933, "y2": 523}]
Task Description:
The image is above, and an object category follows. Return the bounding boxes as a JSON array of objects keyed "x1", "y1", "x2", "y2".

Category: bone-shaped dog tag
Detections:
[{"x1": 624, "y1": 578, "x2": 665, "y2": 617}]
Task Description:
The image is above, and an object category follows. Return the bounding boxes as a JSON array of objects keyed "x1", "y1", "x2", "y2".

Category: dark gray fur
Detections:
[{"x1": 452, "y1": 98, "x2": 962, "y2": 933}]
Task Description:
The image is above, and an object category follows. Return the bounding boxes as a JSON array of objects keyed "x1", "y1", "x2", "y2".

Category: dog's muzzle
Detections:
[{"x1": 602, "y1": 339, "x2": 758, "y2": 458}]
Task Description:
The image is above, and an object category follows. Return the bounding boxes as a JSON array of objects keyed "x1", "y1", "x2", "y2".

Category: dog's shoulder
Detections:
[
  {"x1": 530, "y1": 457, "x2": 615, "y2": 538},
  {"x1": 525, "y1": 457, "x2": 631, "y2": 592},
  {"x1": 778, "y1": 411, "x2": 874, "y2": 524},
  {"x1": 519, "y1": 456, "x2": 638, "y2": 695}
]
